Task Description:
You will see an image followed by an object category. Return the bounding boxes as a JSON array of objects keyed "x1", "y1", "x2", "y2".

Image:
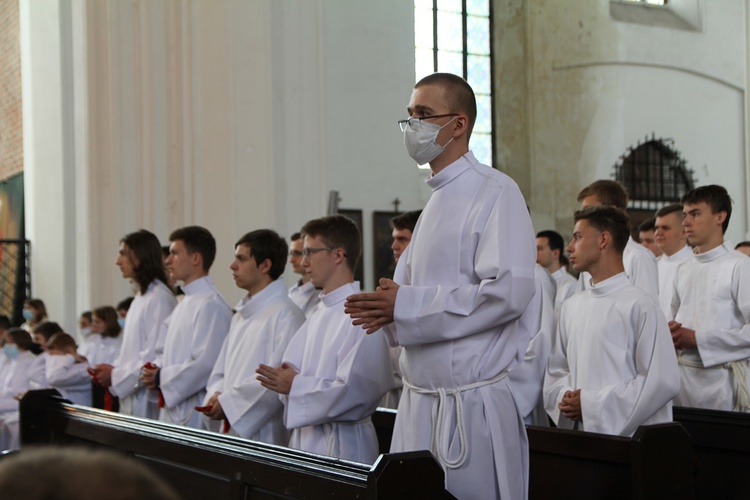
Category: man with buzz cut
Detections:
[
  {"x1": 577, "y1": 179, "x2": 659, "y2": 302},
  {"x1": 201, "y1": 229, "x2": 305, "y2": 444},
  {"x1": 344, "y1": 73, "x2": 536, "y2": 500},
  {"x1": 654, "y1": 203, "x2": 692, "y2": 320},
  {"x1": 257, "y1": 215, "x2": 392, "y2": 463},
  {"x1": 671, "y1": 185, "x2": 750, "y2": 412},
  {"x1": 142, "y1": 226, "x2": 233, "y2": 429},
  {"x1": 544, "y1": 206, "x2": 680, "y2": 435},
  {"x1": 287, "y1": 232, "x2": 321, "y2": 317}
]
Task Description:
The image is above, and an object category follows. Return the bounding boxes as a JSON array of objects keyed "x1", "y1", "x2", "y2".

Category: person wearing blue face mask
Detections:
[
  {"x1": 0, "y1": 329, "x2": 36, "y2": 414},
  {"x1": 21, "y1": 298, "x2": 48, "y2": 333}
]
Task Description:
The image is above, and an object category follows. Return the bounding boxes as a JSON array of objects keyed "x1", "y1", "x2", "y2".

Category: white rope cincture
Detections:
[
  {"x1": 677, "y1": 356, "x2": 750, "y2": 411},
  {"x1": 403, "y1": 370, "x2": 509, "y2": 470}
]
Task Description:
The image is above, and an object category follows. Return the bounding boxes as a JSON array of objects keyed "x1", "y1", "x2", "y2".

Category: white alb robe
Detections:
[
  {"x1": 579, "y1": 237, "x2": 659, "y2": 302},
  {"x1": 282, "y1": 282, "x2": 392, "y2": 464},
  {"x1": 81, "y1": 334, "x2": 123, "y2": 367},
  {"x1": 656, "y1": 245, "x2": 692, "y2": 320},
  {"x1": 386, "y1": 152, "x2": 536, "y2": 500},
  {"x1": 551, "y1": 266, "x2": 577, "y2": 323},
  {"x1": 672, "y1": 245, "x2": 750, "y2": 412},
  {"x1": 110, "y1": 280, "x2": 177, "y2": 418},
  {"x1": 288, "y1": 280, "x2": 321, "y2": 318},
  {"x1": 156, "y1": 276, "x2": 232, "y2": 428},
  {"x1": 46, "y1": 354, "x2": 92, "y2": 406},
  {"x1": 544, "y1": 273, "x2": 680, "y2": 436},
  {"x1": 205, "y1": 279, "x2": 304, "y2": 443},
  {"x1": 509, "y1": 264, "x2": 557, "y2": 426},
  {"x1": 28, "y1": 351, "x2": 49, "y2": 390},
  {"x1": 0, "y1": 351, "x2": 35, "y2": 413}
]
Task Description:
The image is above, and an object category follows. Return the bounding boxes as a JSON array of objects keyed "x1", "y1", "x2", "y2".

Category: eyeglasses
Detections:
[
  {"x1": 398, "y1": 113, "x2": 459, "y2": 132},
  {"x1": 302, "y1": 247, "x2": 336, "y2": 257},
  {"x1": 289, "y1": 250, "x2": 304, "y2": 257}
]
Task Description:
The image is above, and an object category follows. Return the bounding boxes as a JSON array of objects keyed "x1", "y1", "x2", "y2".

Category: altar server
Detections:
[
  {"x1": 141, "y1": 226, "x2": 232, "y2": 428},
  {"x1": 93, "y1": 229, "x2": 177, "y2": 419},
  {"x1": 544, "y1": 206, "x2": 680, "y2": 436},
  {"x1": 203, "y1": 229, "x2": 304, "y2": 443},
  {"x1": 671, "y1": 185, "x2": 750, "y2": 412},
  {"x1": 345, "y1": 73, "x2": 536, "y2": 499},
  {"x1": 257, "y1": 215, "x2": 392, "y2": 464}
]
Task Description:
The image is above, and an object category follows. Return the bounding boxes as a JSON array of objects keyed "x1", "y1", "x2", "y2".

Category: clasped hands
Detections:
[{"x1": 344, "y1": 277, "x2": 399, "y2": 334}]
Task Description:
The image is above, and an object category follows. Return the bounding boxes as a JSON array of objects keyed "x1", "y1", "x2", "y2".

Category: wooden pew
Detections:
[
  {"x1": 526, "y1": 423, "x2": 694, "y2": 499},
  {"x1": 673, "y1": 406, "x2": 750, "y2": 499},
  {"x1": 375, "y1": 408, "x2": 695, "y2": 499},
  {"x1": 19, "y1": 390, "x2": 455, "y2": 500}
]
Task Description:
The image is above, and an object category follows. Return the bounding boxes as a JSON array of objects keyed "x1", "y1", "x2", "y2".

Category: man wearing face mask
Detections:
[{"x1": 345, "y1": 73, "x2": 537, "y2": 500}]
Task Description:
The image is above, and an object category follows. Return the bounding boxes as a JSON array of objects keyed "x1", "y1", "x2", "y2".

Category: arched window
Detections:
[{"x1": 614, "y1": 134, "x2": 697, "y2": 212}]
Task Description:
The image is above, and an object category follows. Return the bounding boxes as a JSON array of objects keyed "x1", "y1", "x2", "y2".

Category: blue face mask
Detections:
[
  {"x1": 117, "y1": 318, "x2": 126, "y2": 329},
  {"x1": 3, "y1": 344, "x2": 19, "y2": 360},
  {"x1": 22, "y1": 309, "x2": 34, "y2": 321}
]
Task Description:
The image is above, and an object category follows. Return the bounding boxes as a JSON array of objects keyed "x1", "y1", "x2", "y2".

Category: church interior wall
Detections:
[
  {"x1": 14, "y1": 0, "x2": 750, "y2": 334},
  {"x1": 522, "y1": 0, "x2": 748, "y2": 245}
]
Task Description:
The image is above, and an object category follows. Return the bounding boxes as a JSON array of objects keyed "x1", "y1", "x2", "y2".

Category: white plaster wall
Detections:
[
  {"x1": 21, "y1": 0, "x2": 418, "y2": 333},
  {"x1": 526, "y1": 0, "x2": 748, "y2": 244}
]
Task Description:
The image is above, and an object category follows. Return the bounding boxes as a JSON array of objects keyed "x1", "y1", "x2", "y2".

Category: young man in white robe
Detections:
[
  {"x1": 576, "y1": 180, "x2": 659, "y2": 302},
  {"x1": 257, "y1": 215, "x2": 392, "y2": 464},
  {"x1": 544, "y1": 206, "x2": 680, "y2": 436},
  {"x1": 287, "y1": 232, "x2": 321, "y2": 318},
  {"x1": 654, "y1": 203, "x2": 692, "y2": 320},
  {"x1": 537, "y1": 229, "x2": 577, "y2": 322},
  {"x1": 93, "y1": 230, "x2": 177, "y2": 419},
  {"x1": 201, "y1": 229, "x2": 305, "y2": 443},
  {"x1": 141, "y1": 226, "x2": 233, "y2": 428},
  {"x1": 671, "y1": 185, "x2": 750, "y2": 412},
  {"x1": 344, "y1": 73, "x2": 537, "y2": 500}
]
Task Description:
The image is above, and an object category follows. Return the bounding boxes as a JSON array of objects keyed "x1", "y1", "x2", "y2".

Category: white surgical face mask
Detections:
[
  {"x1": 80, "y1": 327, "x2": 92, "y2": 339},
  {"x1": 403, "y1": 117, "x2": 457, "y2": 166}
]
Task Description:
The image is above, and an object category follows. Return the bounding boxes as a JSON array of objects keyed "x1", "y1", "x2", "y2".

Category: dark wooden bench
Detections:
[
  {"x1": 673, "y1": 406, "x2": 750, "y2": 499},
  {"x1": 373, "y1": 407, "x2": 694, "y2": 499},
  {"x1": 19, "y1": 390, "x2": 455, "y2": 500},
  {"x1": 527, "y1": 423, "x2": 694, "y2": 499}
]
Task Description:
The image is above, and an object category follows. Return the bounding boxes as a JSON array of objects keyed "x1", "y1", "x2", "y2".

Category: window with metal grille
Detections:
[
  {"x1": 414, "y1": 0, "x2": 493, "y2": 167},
  {"x1": 614, "y1": 135, "x2": 697, "y2": 211}
]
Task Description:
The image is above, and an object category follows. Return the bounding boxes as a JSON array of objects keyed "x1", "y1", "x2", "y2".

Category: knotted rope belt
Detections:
[
  {"x1": 678, "y1": 356, "x2": 750, "y2": 411},
  {"x1": 403, "y1": 370, "x2": 509, "y2": 469}
]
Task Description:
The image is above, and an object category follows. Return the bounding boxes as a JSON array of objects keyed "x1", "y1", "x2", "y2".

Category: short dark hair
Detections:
[
  {"x1": 655, "y1": 203, "x2": 684, "y2": 218},
  {"x1": 536, "y1": 230, "x2": 565, "y2": 265},
  {"x1": 573, "y1": 206, "x2": 630, "y2": 254},
  {"x1": 681, "y1": 185, "x2": 733, "y2": 234},
  {"x1": 32, "y1": 322, "x2": 63, "y2": 342},
  {"x1": 577, "y1": 180, "x2": 629, "y2": 209},
  {"x1": 735, "y1": 241, "x2": 750, "y2": 250},
  {"x1": 121, "y1": 230, "x2": 169, "y2": 294},
  {"x1": 415, "y1": 73, "x2": 477, "y2": 139},
  {"x1": 47, "y1": 332, "x2": 77, "y2": 352},
  {"x1": 81, "y1": 311, "x2": 92, "y2": 323},
  {"x1": 93, "y1": 306, "x2": 122, "y2": 338},
  {"x1": 235, "y1": 229, "x2": 288, "y2": 281},
  {"x1": 0, "y1": 315, "x2": 11, "y2": 330},
  {"x1": 169, "y1": 226, "x2": 217, "y2": 271},
  {"x1": 6, "y1": 328, "x2": 33, "y2": 351},
  {"x1": 391, "y1": 210, "x2": 422, "y2": 233},
  {"x1": 638, "y1": 217, "x2": 656, "y2": 233},
  {"x1": 290, "y1": 232, "x2": 302, "y2": 242},
  {"x1": 116, "y1": 297, "x2": 134, "y2": 312},
  {"x1": 301, "y1": 215, "x2": 362, "y2": 273}
]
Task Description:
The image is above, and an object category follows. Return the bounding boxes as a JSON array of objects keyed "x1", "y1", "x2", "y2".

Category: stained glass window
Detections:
[{"x1": 414, "y1": 0, "x2": 493, "y2": 167}]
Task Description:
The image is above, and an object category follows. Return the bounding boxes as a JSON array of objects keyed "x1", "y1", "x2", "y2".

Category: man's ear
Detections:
[
  {"x1": 259, "y1": 258, "x2": 273, "y2": 275},
  {"x1": 451, "y1": 115, "x2": 470, "y2": 140},
  {"x1": 599, "y1": 230, "x2": 611, "y2": 250},
  {"x1": 716, "y1": 210, "x2": 728, "y2": 227}
]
